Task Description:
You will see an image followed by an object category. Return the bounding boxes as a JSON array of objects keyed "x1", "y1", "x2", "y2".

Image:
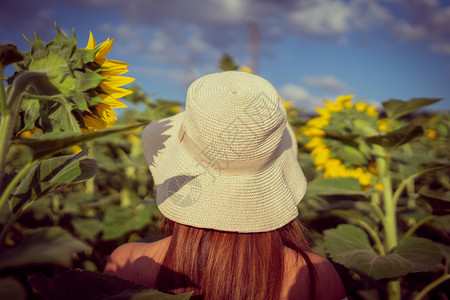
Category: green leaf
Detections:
[
  {"x1": 46, "y1": 24, "x2": 77, "y2": 60},
  {"x1": 72, "y1": 218, "x2": 103, "y2": 241},
  {"x1": 323, "y1": 128, "x2": 359, "y2": 142},
  {"x1": 365, "y1": 123, "x2": 423, "y2": 150},
  {"x1": 419, "y1": 185, "x2": 450, "y2": 202},
  {"x1": 69, "y1": 91, "x2": 89, "y2": 111},
  {"x1": 28, "y1": 270, "x2": 192, "y2": 300},
  {"x1": 13, "y1": 121, "x2": 150, "y2": 160},
  {"x1": 418, "y1": 185, "x2": 450, "y2": 215},
  {"x1": 19, "y1": 99, "x2": 40, "y2": 133},
  {"x1": 324, "y1": 224, "x2": 442, "y2": 280},
  {"x1": 49, "y1": 102, "x2": 82, "y2": 133},
  {"x1": 49, "y1": 157, "x2": 97, "y2": 184},
  {"x1": 102, "y1": 206, "x2": 151, "y2": 240},
  {"x1": 74, "y1": 69, "x2": 104, "y2": 92},
  {"x1": 0, "y1": 277, "x2": 27, "y2": 300},
  {"x1": 435, "y1": 242, "x2": 450, "y2": 262},
  {"x1": 352, "y1": 119, "x2": 379, "y2": 137},
  {"x1": 306, "y1": 177, "x2": 373, "y2": 197},
  {"x1": 10, "y1": 151, "x2": 97, "y2": 213},
  {"x1": 335, "y1": 144, "x2": 368, "y2": 166},
  {"x1": 329, "y1": 208, "x2": 377, "y2": 229},
  {"x1": 382, "y1": 98, "x2": 442, "y2": 119},
  {"x1": 219, "y1": 53, "x2": 238, "y2": 71},
  {"x1": 69, "y1": 48, "x2": 96, "y2": 69},
  {"x1": 0, "y1": 227, "x2": 90, "y2": 271},
  {"x1": 29, "y1": 32, "x2": 47, "y2": 61}
]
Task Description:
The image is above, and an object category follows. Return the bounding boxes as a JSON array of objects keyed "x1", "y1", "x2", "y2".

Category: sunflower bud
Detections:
[{"x1": 0, "y1": 44, "x2": 23, "y2": 67}]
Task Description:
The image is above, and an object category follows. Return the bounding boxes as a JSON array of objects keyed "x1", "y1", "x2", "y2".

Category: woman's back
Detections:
[{"x1": 104, "y1": 234, "x2": 346, "y2": 299}]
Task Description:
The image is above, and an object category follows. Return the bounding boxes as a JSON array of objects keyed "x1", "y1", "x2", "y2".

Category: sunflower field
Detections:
[{"x1": 0, "y1": 26, "x2": 449, "y2": 300}]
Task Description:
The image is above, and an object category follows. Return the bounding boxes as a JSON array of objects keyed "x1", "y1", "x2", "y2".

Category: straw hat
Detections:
[{"x1": 142, "y1": 71, "x2": 307, "y2": 233}]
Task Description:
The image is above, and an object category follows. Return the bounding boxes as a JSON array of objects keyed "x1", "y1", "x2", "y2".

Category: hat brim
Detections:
[{"x1": 142, "y1": 111, "x2": 307, "y2": 233}]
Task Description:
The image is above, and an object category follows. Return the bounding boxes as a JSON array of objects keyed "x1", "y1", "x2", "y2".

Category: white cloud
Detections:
[
  {"x1": 395, "y1": 22, "x2": 427, "y2": 41},
  {"x1": 351, "y1": 0, "x2": 393, "y2": 30},
  {"x1": 301, "y1": 75, "x2": 350, "y2": 94},
  {"x1": 430, "y1": 42, "x2": 450, "y2": 55},
  {"x1": 98, "y1": 23, "x2": 221, "y2": 67},
  {"x1": 278, "y1": 83, "x2": 322, "y2": 111},
  {"x1": 288, "y1": 1, "x2": 353, "y2": 37},
  {"x1": 133, "y1": 66, "x2": 198, "y2": 87}
]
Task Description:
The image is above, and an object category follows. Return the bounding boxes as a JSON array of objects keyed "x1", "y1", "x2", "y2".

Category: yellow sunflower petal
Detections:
[
  {"x1": 83, "y1": 114, "x2": 108, "y2": 130},
  {"x1": 355, "y1": 103, "x2": 368, "y2": 112},
  {"x1": 92, "y1": 103, "x2": 117, "y2": 125},
  {"x1": 283, "y1": 99, "x2": 294, "y2": 110},
  {"x1": 71, "y1": 145, "x2": 84, "y2": 154},
  {"x1": 100, "y1": 84, "x2": 133, "y2": 99},
  {"x1": 316, "y1": 107, "x2": 331, "y2": 119},
  {"x1": 305, "y1": 137, "x2": 324, "y2": 149},
  {"x1": 335, "y1": 95, "x2": 353, "y2": 106},
  {"x1": 374, "y1": 182, "x2": 383, "y2": 190},
  {"x1": 102, "y1": 76, "x2": 135, "y2": 87},
  {"x1": 239, "y1": 65, "x2": 253, "y2": 73},
  {"x1": 95, "y1": 38, "x2": 114, "y2": 61},
  {"x1": 100, "y1": 93, "x2": 128, "y2": 109},
  {"x1": 86, "y1": 31, "x2": 96, "y2": 50},
  {"x1": 99, "y1": 59, "x2": 130, "y2": 76},
  {"x1": 324, "y1": 158, "x2": 341, "y2": 178},
  {"x1": 427, "y1": 128, "x2": 438, "y2": 140},
  {"x1": 302, "y1": 127, "x2": 325, "y2": 137},
  {"x1": 366, "y1": 106, "x2": 378, "y2": 117},
  {"x1": 359, "y1": 171, "x2": 372, "y2": 186},
  {"x1": 306, "y1": 117, "x2": 329, "y2": 128},
  {"x1": 313, "y1": 148, "x2": 329, "y2": 166}
]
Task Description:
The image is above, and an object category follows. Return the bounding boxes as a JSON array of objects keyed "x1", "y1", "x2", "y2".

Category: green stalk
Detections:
[
  {"x1": 0, "y1": 112, "x2": 11, "y2": 181},
  {"x1": 0, "y1": 65, "x2": 11, "y2": 181},
  {"x1": 393, "y1": 165, "x2": 447, "y2": 207},
  {"x1": 0, "y1": 65, "x2": 6, "y2": 115},
  {"x1": 354, "y1": 219, "x2": 385, "y2": 255},
  {"x1": 0, "y1": 159, "x2": 34, "y2": 213},
  {"x1": 374, "y1": 146, "x2": 397, "y2": 251},
  {"x1": 402, "y1": 144, "x2": 416, "y2": 208},
  {"x1": 374, "y1": 145, "x2": 400, "y2": 300},
  {"x1": 85, "y1": 143, "x2": 95, "y2": 196},
  {"x1": 117, "y1": 147, "x2": 134, "y2": 207},
  {"x1": 0, "y1": 191, "x2": 35, "y2": 246},
  {"x1": 412, "y1": 274, "x2": 450, "y2": 300},
  {"x1": 388, "y1": 280, "x2": 401, "y2": 300},
  {"x1": 381, "y1": 173, "x2": 397, "y2": 250},
  {"x1": 404, "y1": 215, "x2": 437, "y2": 238},
  {"x1": 0, "y1": 72, "x2": 42, "y2": 183},
  {"x1": 0, "y1": 210, "x2": 21, "y2": 246},
  {"x1": 0, "y1": 159, "x2": 34, "y2": 246},
  {"x1": 370, "y1": 193, "x2": 385, "y2": 223}
]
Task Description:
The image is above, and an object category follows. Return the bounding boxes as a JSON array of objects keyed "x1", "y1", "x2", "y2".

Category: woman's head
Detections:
[{"x1": 142, "y1": 71, "x2": 307, "y2": 233}]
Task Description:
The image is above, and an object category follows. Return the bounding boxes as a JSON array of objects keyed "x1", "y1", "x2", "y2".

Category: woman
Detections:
[{"x1": 104, "y1": 71, "x2": 346, "y2": 299}]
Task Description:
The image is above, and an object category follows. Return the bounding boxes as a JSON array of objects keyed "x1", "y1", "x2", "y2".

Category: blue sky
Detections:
[{"x1": 1, "y1": 0, "x2": 449, "y2": 113}]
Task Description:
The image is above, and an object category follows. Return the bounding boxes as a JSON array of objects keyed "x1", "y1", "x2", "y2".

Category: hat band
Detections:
[{"x1": 178, "y1": 125, "x2": 280, "y2": 175}]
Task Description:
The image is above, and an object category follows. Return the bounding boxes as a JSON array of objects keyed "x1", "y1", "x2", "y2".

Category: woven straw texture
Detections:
[{"x1": 142, "y1": 71, "x2": 307, "y2": 233}]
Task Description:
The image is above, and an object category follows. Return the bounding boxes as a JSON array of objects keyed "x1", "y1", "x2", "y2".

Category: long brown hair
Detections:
[{"x1": 156, "y1": 218, "x2": 316, "y2": 299}]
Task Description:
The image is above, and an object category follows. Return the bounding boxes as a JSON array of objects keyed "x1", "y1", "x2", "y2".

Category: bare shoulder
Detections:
[
  {"x1": 283, "y1": 250, "x2": 346, "y2": 300},
  {"x1": 308, "y1": 253, "x2": 346, "y2": 298},
  {"x1": 103, "y1": 236, "x2": 171, "y2": 287}
]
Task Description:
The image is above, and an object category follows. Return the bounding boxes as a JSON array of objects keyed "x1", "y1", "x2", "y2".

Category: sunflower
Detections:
[
  {"x1": 83, "y1": 32, "x2": 134, "y2": 131},
  {"x1": 303, "y1": 95, "x2": 382, "y2": 189}
]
